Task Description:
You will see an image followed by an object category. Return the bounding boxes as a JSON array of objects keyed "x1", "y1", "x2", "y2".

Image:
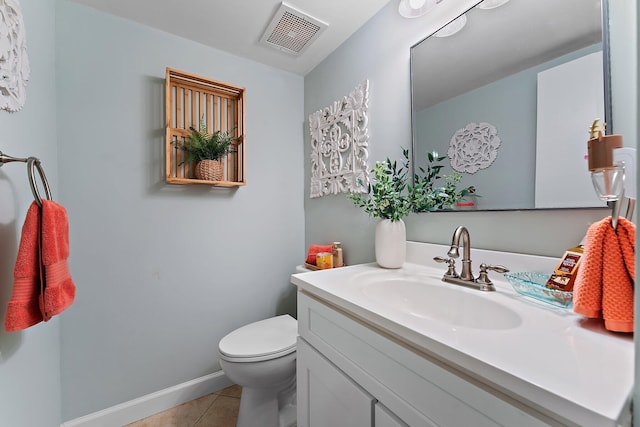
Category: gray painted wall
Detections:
[
  {"x1": 608, "y1": 2, "x2": 639, "y2": 425},
  {"x1": 0, "y1": 1, "x2": 62, "y2": 426},
  {"x1": 55, "y1": 0, "x2": 304, "y2": 420},
  {"x1": 305, "y1": 0, "x2": 610, "y2": 265}
]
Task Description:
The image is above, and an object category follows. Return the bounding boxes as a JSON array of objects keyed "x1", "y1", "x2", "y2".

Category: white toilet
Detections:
[{"x1": 218, "y1": 314, "x2": 298, "y2": 427}]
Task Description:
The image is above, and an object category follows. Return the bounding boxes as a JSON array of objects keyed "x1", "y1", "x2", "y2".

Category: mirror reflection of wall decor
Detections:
[
  {"x1": 309, "y1": 80, "x2": 370, "y2": 198},
  {"x1": 448, "y1": 122, "x2": 500, "y2": 174},
  {"x1": 410, "y1": 0, "x2": 607, "y2": 210},
  {"x1": 0, "y1": 0, "x2": 30, "y2": 112}
]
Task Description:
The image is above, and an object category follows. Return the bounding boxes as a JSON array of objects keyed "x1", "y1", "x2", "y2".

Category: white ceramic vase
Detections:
[{"x1": 375, "y1": 218, "x2": 406, "y2": 269}]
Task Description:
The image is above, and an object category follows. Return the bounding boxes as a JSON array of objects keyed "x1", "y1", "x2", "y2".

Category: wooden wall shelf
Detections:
[{"x1": 165, "y1": 68, "x2": 246, "y2": 186}]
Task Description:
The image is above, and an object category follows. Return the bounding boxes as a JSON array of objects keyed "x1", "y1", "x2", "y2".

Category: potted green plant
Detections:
[
  {"x1": 348, "y1": 151, "x2": 412, "y2": 222},
  {"x1": 348, "y1": 148, "x2": 413, "y2": 269},
  {"x1": 348, "y1": 147, "x2": 475, "y2": 268},
  {"x1": 175, "y1": 117, "x2": 237, "y2": 181}
]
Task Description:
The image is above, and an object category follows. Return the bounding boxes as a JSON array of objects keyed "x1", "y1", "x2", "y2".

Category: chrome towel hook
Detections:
[{"x1": 1, "y1": 150, "x2": 53, "y2": 207}]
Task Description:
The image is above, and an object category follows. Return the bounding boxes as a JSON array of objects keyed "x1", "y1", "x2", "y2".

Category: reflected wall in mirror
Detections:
[{"x1": 410, "y1": 0, "x2": 608, "y2": 210}]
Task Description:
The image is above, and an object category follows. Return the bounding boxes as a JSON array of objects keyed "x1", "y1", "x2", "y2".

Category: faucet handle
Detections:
[
  {"x1": 476, "y1": 263, "x2": 510, "y2": 284},
  {"x1": 433, "y1": 256, "x2": 458, "y2": 278}
]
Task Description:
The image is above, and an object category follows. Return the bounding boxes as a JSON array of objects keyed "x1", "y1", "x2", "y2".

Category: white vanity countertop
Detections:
[{"x1": 291, "y1": 242, "x2": 634, "y2": 427}]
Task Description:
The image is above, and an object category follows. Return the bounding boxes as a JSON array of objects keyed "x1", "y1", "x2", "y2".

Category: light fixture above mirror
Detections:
[
  {"x1": 433, "y1": 14, "x2": 468, "y2": 37},
  {"x1": 475, "y1": 0, "x2": 511, "y2": 10},
  {"x1": 398, "y1": 0, "x2": 442, "y2": 19}
]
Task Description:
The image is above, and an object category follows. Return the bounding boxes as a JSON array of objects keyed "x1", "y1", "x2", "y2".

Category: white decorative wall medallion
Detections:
[
  {"x1": 309, "y1": 80, "x2": 369, "y2": 198},
  {"x1": 448, "y1": 122, "x2": 501, "y2": 174},
  {"x1": 0, "y1": 0, "x2": 30, "y2": 112}
]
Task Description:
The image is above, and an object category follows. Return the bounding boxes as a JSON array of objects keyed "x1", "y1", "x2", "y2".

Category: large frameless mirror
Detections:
[{"x1": 410, "y1": 0, "x2": 610, "y2": 211}]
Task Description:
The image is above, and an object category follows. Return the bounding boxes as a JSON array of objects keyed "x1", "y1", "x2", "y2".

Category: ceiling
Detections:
[{"x1": 67, "y1": 0, "x2": 392, "y2": 76}]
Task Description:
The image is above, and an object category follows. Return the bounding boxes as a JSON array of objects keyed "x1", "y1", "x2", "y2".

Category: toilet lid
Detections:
[{"x1": 219, "y1": 315, "x2": 297, "y2": 360}]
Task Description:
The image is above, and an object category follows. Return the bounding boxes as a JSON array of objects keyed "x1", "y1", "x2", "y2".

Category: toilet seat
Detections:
[{"x1": 219, "y1": 314, "x2": 298, "y2": 363}]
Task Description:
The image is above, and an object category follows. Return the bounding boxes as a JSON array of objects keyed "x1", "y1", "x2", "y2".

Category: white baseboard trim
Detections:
[{"x1": 61, "y1": 371, "x2": 233, "y2": 427}]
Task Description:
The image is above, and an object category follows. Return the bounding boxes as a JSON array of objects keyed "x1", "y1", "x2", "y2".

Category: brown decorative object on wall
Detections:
[{"x1": 165, "y1": 68, "x2": 246, "y2": 186}]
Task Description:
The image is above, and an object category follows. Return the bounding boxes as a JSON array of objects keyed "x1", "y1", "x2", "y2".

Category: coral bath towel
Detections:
[
  {"x1": 4, "y1": 202, "x2": 42, "y2": 331},
  {"x1": 4, "y1": 200, "x2": 76, "y2": 332},
  {"x1": 573, "y1": 216, "x2": 635, "y2": 333}
]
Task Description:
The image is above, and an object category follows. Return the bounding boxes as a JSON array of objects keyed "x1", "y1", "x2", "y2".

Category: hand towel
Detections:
[
  {"x1": 4, "y1": 201, "x2": 76, "y2": 332},
  {"x1": 5, "y1": 202, "x2": 44, "y2": 331},
  {"x1": 573, "y1": 216, "x2": 635, "y2": 333},
  {"x1": 305, "y1": 244, "x2": 334, "y2": 265},
  {"x1": 38, "y1": 200, "x2": 76, "y2": 321}
]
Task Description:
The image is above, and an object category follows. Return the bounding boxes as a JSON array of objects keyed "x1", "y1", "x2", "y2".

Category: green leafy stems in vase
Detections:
[
  {"x1": 348, "y1": 153, "x2": 412, "y2": 222},
  {"x1": 348, "y1": 147, "x2": 475, "y2": 218},
  {"x1": 410, "y1": 150, "x2": 475, "y2": 212}
]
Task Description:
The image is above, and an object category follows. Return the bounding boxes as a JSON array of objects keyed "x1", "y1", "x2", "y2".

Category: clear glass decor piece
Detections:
[
  {"x1": 591, "y1": 165, "x2": 624, "y2": 201},
  {"x1": 504, "y1": 272, "x2": 573, "y2": 308}
]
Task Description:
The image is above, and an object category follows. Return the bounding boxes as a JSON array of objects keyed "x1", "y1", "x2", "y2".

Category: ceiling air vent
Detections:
[{"x1": 260, "y1": 3, "x2": 328, "y2": 56}]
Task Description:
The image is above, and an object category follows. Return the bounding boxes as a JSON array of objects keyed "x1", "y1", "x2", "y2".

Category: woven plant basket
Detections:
[{"x1": 194, "y1": 159, "x2": 224, "y2": 181}]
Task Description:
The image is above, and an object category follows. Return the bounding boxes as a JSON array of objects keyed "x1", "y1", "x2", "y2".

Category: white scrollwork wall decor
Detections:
[
  {"x1": 0, "y1": 0, "x2": 30, "y2": 112},
  {"x1": 309, "y1": 80, "x2": 369, "y2": 198},
  {"x1": 447, "y1": 122, "x2": 501, "y2": 174}
]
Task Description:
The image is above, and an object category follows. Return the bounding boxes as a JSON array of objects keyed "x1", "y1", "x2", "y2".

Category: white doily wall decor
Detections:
[
  {"x1": 0, "y1": 0, "x2": 30, "y2": 112},
  {"x1": 309, "y1": 80, "x2": 370, "y2": 198},
  {"x1": 447, "y1": 122, "x2": 501, "y2": 174}
]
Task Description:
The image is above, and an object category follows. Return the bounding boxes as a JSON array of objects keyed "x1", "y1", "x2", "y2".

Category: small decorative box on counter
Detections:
[{"x1": 304, "y1": 242, "x2": 346, "y2": 270}]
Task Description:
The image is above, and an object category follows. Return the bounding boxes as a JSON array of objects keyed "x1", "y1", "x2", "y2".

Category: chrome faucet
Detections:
[
  {"x1": 433, "y1": 226, "x2": 509, "y2": 292},
  {"x1": 447, "y1": 226, "x2": 474, "y2": 281}
]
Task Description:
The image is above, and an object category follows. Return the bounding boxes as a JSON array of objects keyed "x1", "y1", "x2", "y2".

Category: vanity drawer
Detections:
[{"x1": 298, "y1": 291, "x2": 556, "y2": 427}]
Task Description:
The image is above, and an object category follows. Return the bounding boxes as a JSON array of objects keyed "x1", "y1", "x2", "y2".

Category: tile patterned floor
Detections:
[{"x1": 126, "y1": 385, "x2": 241, "y2": 427}]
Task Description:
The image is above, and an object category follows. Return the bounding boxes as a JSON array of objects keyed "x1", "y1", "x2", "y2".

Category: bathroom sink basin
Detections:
[{"x1": 356, "y1": 274, "x2": 522, "y2": 330}]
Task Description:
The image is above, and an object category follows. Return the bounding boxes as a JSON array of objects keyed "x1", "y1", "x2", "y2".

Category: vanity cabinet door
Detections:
[
  {"x1": 375, "y1": 403, "x2": 409, "y2": 427},
  {"x1": 297, "y1": 337, "x2": 374, "y2": 427}
]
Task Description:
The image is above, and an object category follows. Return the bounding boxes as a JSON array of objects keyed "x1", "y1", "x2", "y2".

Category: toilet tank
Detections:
[{"x1": 295, "y1": 265, "x2": 311, "y2": 274}]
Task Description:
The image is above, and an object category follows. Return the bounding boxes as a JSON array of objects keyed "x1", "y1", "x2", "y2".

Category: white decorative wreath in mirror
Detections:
[
  {"x1": 0, "y1": 0, "x2": 30, "y2": 113},
  {"x1": 309, "y1": 80, "x2": 369, "y2": 198},
  {"x1": 447, "y1": 122, "x2": 501, "y2": 174}
]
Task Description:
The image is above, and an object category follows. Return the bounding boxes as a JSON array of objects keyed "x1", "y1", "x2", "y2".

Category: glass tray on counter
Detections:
[{"x1": 503, "y1": 272, "x2": 573, "y2": 308}]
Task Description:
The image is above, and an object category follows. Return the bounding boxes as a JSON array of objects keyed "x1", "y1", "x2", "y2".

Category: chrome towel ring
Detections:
[
  {"x1": 1, "y1": 150, "x2": 53, "y2": 207},
  {"x1": 27, "y1": 157, "x2": 52, "y2": 207}
]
